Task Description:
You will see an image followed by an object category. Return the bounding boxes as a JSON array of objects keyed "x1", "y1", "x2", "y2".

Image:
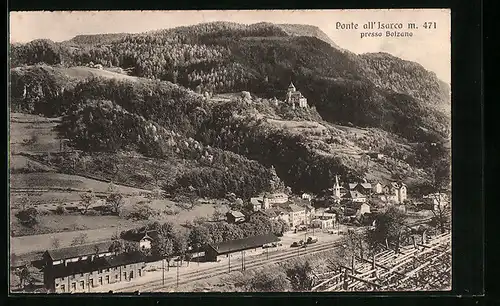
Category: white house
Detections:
[
  {"x1": 372, "y1": 182, "x2": 383, "y2": 194},
  {"x1": 423, "y1": 193, "x2": 449, "y2": 210},
  {"x1": 383, "y1": 182, "x2": 407, "y2": 204},
  {"x1": 250, "y1": 192, "x2": 289, "y2": 211},
  {"x1": 311, "y1": 218, "x2": 334, "y2": 229},
  {"x1": 301, "y1": 193, "x2": 312, "y2": 201},
  {"x1": 354, "y1": 203, "x2": 371, "y2": 217}
]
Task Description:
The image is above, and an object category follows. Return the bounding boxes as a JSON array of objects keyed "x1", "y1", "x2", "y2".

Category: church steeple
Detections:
[
  {"x1": 333, "y1": 175, "x2": 341, "y2": 198},
  {"x1": 288, "y1": 82, "x2": 296, "y2": 92}
]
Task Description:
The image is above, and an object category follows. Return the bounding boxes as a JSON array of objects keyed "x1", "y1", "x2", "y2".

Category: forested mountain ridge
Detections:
[
  {"x1": 66, "y1": 33, "x2": 131, "y2": 45},
  {"x1": 9, "y1": 21, "x2": 451, "y2": 197},
  {"x1": 358, "y1": 52, "x2": 450, "y2": 110}
]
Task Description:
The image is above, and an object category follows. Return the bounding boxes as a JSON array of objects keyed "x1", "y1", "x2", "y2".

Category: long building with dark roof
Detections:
[
  {"x1": 204, "y1": 234, "x2": 280, "y2": 262},
  {"x1": 43, "y1": 251, "x2": 147, "y2": 293},
  {"x1": 40, "y1": 240, "x2": 150, "y2": 293}
]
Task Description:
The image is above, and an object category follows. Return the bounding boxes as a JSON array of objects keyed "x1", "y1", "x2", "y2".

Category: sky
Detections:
[{"x1": 9, "y1": 9, "x2": 451, "y2": 83}]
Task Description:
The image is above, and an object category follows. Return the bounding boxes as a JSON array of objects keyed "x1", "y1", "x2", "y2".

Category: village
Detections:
[{"x1": 10, "y1": 160, "x2": 450, "y2": 293}]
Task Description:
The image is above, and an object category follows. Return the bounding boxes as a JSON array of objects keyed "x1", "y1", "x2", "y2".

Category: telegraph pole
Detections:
[
  {"x1": 304, "y1": 230, "x2": 307, "y2": 250},
  {"x1": 241, "y1": 251, "x2": 244, "y2": 271},
  {"x1": 228, "y1": 254, "x2": 231, "y2": 273},
  {"x1": 162, "y1": 258, "x2": 165, "y2": 286},
  {"x1": 176, "y1": 262, "x2": 179, "y2": 288}
]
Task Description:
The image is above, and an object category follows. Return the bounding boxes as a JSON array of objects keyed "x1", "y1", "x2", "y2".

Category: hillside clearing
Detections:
[
  {"x1": 60, "y1": 66, "x2": 139, "y2": 82},
  {"x1": 10, "y1": 172, "x2": 148, "y2": 195}
]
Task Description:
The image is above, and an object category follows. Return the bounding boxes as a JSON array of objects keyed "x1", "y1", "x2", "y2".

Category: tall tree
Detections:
[
  {"x1": 429, "y1": 158, "x2": 451, "y2": 233},
  {"x1": 106, "y1": 183, "x2": 124, "y2": 215},
  {"x1": 367, "y1": 206, "x2": 408, "y2": 253},
  {"x1": 153, "y1": 223, "x2": 175, "y2": 271},
  {"x1": 79, "y1": 191, "x2": 95, "y2": 215},
  {"x1": 109, "y1": 240, "x2": 124, "y2": 255},
  {"x1": 286, "y1": 261, "x2": 314, "y2": 291},
  {"x1": 15, "y1": 264, "x2": 38, "y2": 291}
]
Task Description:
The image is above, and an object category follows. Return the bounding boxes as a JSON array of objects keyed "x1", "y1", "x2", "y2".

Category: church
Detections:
[{"x1": 286, "y1": 82, "x2": 308, "y2": 108}]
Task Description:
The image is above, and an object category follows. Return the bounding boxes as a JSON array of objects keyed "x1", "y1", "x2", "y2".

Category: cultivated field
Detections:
[
  {"x1": 10, "y1": 113, "x2": 62, "y2": 154},
  {"x1": 11, "y1": 202, "x2": 225, "y2": 254}
]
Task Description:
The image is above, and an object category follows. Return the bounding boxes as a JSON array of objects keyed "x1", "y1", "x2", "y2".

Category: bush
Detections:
[
  {"x1": 71, "y1": 233, "x2": 88, "y2": 246},
  {"x1": 15, "y1": 208, "x2": 39, "y2": 228},
  {"x1": 54, "y1": 205, "x2": 66, "y2": 215},
  {"x1": 85, "y1": 210, "x2": 100, "y2": 216},
  {"x1": 246, "y1": 270, "x2": 290, "y2": 292},
  {"x1": 127, "y1": 202, "x2": 156, "y2": 220}
]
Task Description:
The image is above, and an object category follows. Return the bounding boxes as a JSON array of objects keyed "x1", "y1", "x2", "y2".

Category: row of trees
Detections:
[{"x1": 120, "y1": 214, "x2": 290, "y2": 265}]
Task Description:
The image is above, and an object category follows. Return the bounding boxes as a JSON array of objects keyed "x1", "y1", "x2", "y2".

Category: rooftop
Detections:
[
  {"x1": 207, "y1": 234, "x2": 280, "y2": 255},
  {"x1": 45, "y1": 241, "x2": 115, "y2": 261},
  {"x1": 227, "y1": 210, "x2": 245, "y2": 218},
  {"x1": 47, "y1": 251, "x2": 147, "y2": 278},
  {"x1": 123, "y1": 230, "x2": 158, "y2": 242},
  {"x1": 349, "y1": 190, "x2": 367, "y2": 199},
  {"x1": 287, "y1": 203, "x2": 306, "y2": 212},
  {"x1": 250, "y1": 197, "x2": 263, "y2": 205}
]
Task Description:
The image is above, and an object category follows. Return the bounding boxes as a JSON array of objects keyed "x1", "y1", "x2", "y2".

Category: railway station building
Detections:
[{"x1": 204, "y1": 234, "x2": 281, "y2": 262}]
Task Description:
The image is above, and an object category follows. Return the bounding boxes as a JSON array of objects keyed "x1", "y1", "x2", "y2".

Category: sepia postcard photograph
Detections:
[{"x1": 8, "y1": 9, "x2": 451, "y2": 293}]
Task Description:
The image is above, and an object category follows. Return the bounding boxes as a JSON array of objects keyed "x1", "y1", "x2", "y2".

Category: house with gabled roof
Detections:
[
  {"x1": 383, "y1": 182, "x2": 407, "y2": 204},
  {"x1": 122, "y1": 230, "x2": 158, "y2": 251},
  {"x1": 226, "y1": 210, "x2": 246, "y2": 224}
]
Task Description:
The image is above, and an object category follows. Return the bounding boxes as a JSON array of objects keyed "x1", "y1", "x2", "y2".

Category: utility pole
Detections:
[
  {"x1": 228, "y1": 254, "x2": 231, "y2": 273},
  {"x1": 266, "y1": 247, "x2": 269, "y2": 260},
  {"x1": 304, "y1": 230, "x2": 307, "y2": 250},
  {"x1": 241, "y1": 251, "x2": 244, "y2": 271},
  {"x1": 162, "y1": 258, "x2": 165, "y2": 286},
  {"x1": 176, "y1": 262, "x2": 179, "y2": 288}
]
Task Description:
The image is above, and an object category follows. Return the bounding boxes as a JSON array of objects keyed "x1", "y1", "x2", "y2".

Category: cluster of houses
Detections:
[
  {"x1": 223, "y1": 175, "x2": 411, "y2": 231},
  {"x1": 330, "y1": 175, "x2": 408, "y2": 205},
  {"x1": 225, "y1": 191, "x2": 337, "y2": 231},
  {"x1": 247, "y1": 192, "x2": 316, "y2": 229}
]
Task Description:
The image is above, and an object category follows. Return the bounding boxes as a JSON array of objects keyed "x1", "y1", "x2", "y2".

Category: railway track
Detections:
[
  {"x1": 112, "y1": 218, "x2": 436, "y2": 292},
  {"x1": 113, "y1": 239, "x2": 343, "y2": 292}
]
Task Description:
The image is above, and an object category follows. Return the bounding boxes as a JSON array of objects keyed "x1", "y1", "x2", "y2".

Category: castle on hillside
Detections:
[{"x1": 286, "y1": 82, "x2": 308, "y2": 109}]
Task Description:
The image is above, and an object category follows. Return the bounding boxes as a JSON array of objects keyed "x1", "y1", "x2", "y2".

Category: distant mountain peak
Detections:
[{"x1": 275, "y1": 23, "x2": 340, "y2": 49}]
